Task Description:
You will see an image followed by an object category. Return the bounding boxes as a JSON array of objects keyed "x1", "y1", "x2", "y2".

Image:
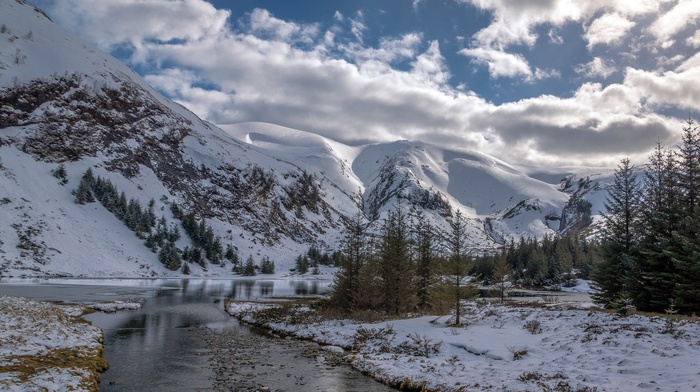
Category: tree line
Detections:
[
  {"x1": 327, "y1": 200, "x2": 600, "y2": 321},
  {"x1": 329, "y1": 205, "x2": 480, "y2": 324},
  {"x1": 594, "y1": 118, "x2": 700, "y2": 313},
  {"x1": 472, "y1": 233, "x2": 599, "y2": 288}
]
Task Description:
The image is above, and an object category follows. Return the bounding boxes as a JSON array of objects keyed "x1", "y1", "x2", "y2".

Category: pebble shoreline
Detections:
[{"x1": 199, "y1": 327, "x2": 352, "y2": 392}]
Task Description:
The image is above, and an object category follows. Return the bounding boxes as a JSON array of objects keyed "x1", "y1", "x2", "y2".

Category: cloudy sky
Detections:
[{"x1": 30, "y1": 0, "x2": 700, "y2": 168}]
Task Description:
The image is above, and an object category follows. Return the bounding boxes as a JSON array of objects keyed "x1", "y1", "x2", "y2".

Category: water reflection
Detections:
[
  {"x1": 0, "y1": 277, "x2": 330, "y2": 301},
  {"x1": 0, "y1": 278, "x2": 396, "y2": 392}
]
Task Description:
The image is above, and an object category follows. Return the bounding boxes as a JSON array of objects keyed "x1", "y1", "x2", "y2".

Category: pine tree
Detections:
[
  {"x1": 414, "y1": 211, "x2": 436, "y2": 310},
  {"x1": 260, "y1": 256, "x2": 275, "y2": 274},
  {"x1": 553, "y1": 239, "x2": 574, "y2": 285},
  {"x1": 666, "y1": 118, "x2": 700, "y2": 312},
  {"x1": 225, "y1": 244, "x2": 239, "y2": 264},
  {"x1": 635, "y1": 142, "x2": 678, "y2": 311},
  {"x1": 52, "y1": 163, "x2": 68, "y2": 184},
  {"x1": 525, "y1": 248, "x2": 548, "y2": 285},
  {"x1": 116, "y1": 192, "x2": 128, "y2": 220},
  {"x1": 330, "y1": 213, "x2": 368, "y2": 309},
  {"x1": 592, "y1": 158, "x2": 641, "y2": 307},
  {"x1": 158, "y1": 241, "x2": 181, "y2": 270},
  {"x1": 73, "y1": 169, "x2": 95, "y2": 204},
  {"x1": 295, "y1": 255, "x2": 309, "y2": 274},
  {"x1": 378, "y1": 205, "x2": 415, "y2": 314},
  {"x1": 242, "y1": 255, "x2": 257, "y2": 276}
]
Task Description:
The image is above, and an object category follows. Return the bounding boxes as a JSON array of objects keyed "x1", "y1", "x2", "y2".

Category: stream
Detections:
[{"x1": 0, "y1": 277, "x2": 394, "y2": 391}]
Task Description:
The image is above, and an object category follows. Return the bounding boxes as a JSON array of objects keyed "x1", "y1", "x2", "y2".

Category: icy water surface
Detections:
[{"x1": 0, "y1": 278, "x2": 394, "y2": 391}]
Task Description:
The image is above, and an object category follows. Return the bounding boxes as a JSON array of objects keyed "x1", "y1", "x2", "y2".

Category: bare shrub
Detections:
[
  {"x1": 13, "y1": 48, "x2": 26, "y2": 65},
  {"x1": 506, "y1": 345, "x2": 528, "y2": 360},
  {"x1": 524, "y1": 319, "x2": 542, "y2": 334},
  {"x1": 352, "y1": 325, "x2": 396, "y2": 353},
  {"x1": 397, "y1": 333, "x2": 443, "y2": 357}
]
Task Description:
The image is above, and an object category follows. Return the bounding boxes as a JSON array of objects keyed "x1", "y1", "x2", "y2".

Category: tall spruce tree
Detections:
[
  {"x1": 73, "y1": 169, "x2": 95, "y2": 204},
  {"x1": 378, "y1": 205, "x2": 415, "y2": 314},
  {"x1": 635, "y1": 142, "x2": 678, "y2": 311},
  {"x1": 666, "y1": 118, "x2": 700, "y2": 311},
  {"x1": 330, "y1": 213, "x2": 369, "y2": 310},
  {"x1": 592, "y1": 158, "x2": 641, "y2": 307}
]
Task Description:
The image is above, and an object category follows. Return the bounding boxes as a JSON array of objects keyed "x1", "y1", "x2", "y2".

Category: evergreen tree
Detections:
[
  {"x1": 553, "y1": 239, "x2": 574, "y2": 285},
  {"x1": 170, "y1": 202, "x2": 183, "y2": 220},
  {"x1": 158, "y1": 241, "x2": 181, "y2": 270},
  {"x1": 378, "y1": 205, "x2": 415, "y2": 314},
  {"x1": 73, "y1": 169, "x2": 95, "y2": 204},
  {"x1": 308, "y1": 245, "x2": 321, "y2": 264},
  {"x1": 140, "y1": 199, "x2": 156, "y2": 232},
  {"x1": 225, "y1": 244, "x2": 240, "y2": 270},
  {"x1": 413, "y1": 211, "x2": 436, "y2": 309},
  {"x1": 677, "y1": 118, "x2": 700, "y2": 209},
  {"x1": 260, "y1": 256, "x2": 275, "y2": 274},
  {"x1": 592, "y1": 158, "x2": 641, "y2": 307},
  {"x1": 666, "y1": 118, "x2": 700, "y2": 311},
  {"x1": 52, "y1": 163, "x2": 68, "y2": 184},
  {"x1": 295, "y1": 255, "x2": 309, "y2": 274},
  {"x1": 167, "y1": 225, "x2": 181, "y2": 243},
  {"x1": 330, "y1": 213, "x2": 368, "y2": 309},
  {"x1": 116, "y1": 191, "x2": 128, "y2": 220},
  {"x1": 242, "y1": 255, "x2": 257, "y2": 276},
  {"x1": 125, "y1": 198, "x2": 142, "y2": 231},
  {"x1": 524, "y1": 248, "x2": 548, "y2": 285},
  {"x1": 635, "y1": 142, "x2": 678, "y2": 311}
]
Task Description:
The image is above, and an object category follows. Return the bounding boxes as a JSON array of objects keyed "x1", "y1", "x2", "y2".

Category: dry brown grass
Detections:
[
  {"x1": 0, "y1": 296, "x2": 108, "y2": 391},
  {"x1": 0, "y1": 346, "x2": 108, "y2": 391}
]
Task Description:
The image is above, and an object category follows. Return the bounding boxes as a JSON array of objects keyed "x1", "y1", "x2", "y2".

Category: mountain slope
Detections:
[{"x1": 0, "y1": 0, "x2": 611, "y2": 277}]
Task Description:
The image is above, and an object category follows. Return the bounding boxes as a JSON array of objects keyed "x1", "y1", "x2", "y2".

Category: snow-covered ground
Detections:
[
  {"x1": 228, "y1": 299, "x2": 700, "y2": 391},
  {"x1": 0, "y1": 296, "x2": 107, "y2": 391}
]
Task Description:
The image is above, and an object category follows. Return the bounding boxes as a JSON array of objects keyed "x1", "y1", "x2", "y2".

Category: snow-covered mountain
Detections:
[{"x1": 0, "y1": 0, "x2": 612, "y2": 277}]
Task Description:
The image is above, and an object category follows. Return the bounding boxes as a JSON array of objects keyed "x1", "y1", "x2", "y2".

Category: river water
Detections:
[{"x1": 0, "y1": 278, "x2": 394, "y2": 391}]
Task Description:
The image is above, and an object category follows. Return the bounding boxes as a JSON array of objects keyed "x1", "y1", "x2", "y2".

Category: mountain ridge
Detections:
[{"x1": 0, "y1": 0, "x2": 611, "y2": 277}]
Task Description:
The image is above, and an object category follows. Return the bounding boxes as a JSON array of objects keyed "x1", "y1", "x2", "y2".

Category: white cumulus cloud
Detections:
[
  {"x1": 575, "y1": 57, "x2": 617, "y2": 79},
  {"x1": 459, "y1": 47, "x2": 532, "y2": 79},
  {"x1": 35, "y1": 0, "x2": 697, "y2": 168},
  {"x1": 584, "y1": 13, "x2": 635, "y2": 49}
]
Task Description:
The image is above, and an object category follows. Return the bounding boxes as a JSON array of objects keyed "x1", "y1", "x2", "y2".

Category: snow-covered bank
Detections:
[
  {"x1": 227, "y1": 300, "x2": 700, "y2": 391},
  {"x1": 0, "y1": 296, "x2": 109, "y2": 391}
]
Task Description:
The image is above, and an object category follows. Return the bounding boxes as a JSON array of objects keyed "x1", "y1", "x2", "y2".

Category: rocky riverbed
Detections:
[{"x1": 200, "y1": 327, "x2": 393, "y2": 392}]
